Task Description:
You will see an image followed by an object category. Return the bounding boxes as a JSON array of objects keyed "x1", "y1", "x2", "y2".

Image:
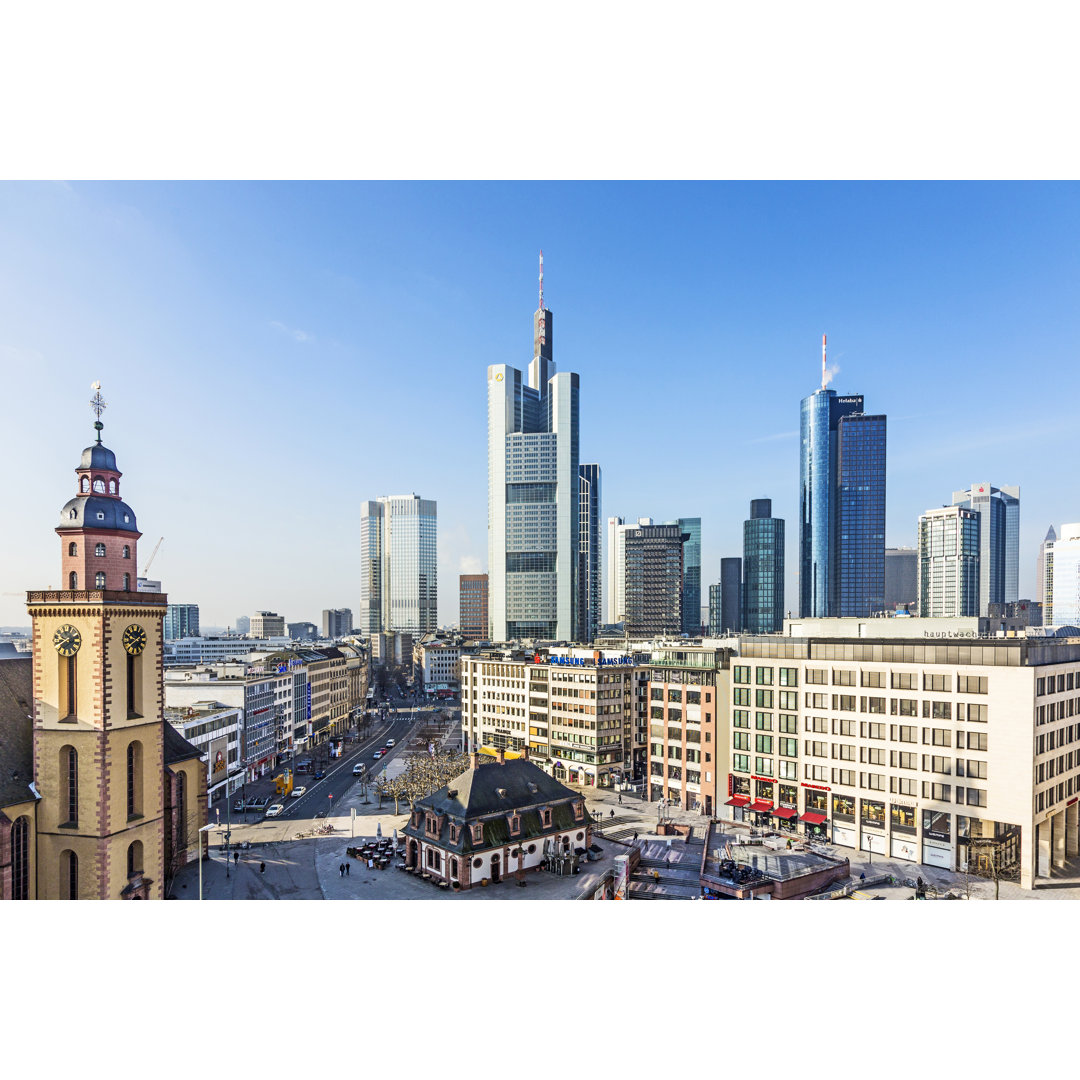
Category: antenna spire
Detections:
[
  {"x1": 539, "y1": 250, "x2": 544, "y2": 311},
  {"x1": 89, "y1": 381, "x2": 107, "y2": 444},
  {"x1": 821, "y1": 333, "x2": 827, "y2": 390}
]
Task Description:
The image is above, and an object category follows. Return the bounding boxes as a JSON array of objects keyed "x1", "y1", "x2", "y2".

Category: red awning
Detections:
[
  {"x1": 725, "y1": 795, "x2": 750, "y2": 807},
  {"x1": 772, "y1": 806, "x2": 797, "y2": 819},
  {"x1": 800, "y1": 812, "x2": 827, "y2": 825},
  {"x1": 748, "y1": 799, "x2": 773, "y2": 813}
]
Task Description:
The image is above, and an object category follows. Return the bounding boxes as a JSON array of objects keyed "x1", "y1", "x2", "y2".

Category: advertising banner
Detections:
[{"x1": 209, "y1": 736, "x2": 228, "y2": 786}]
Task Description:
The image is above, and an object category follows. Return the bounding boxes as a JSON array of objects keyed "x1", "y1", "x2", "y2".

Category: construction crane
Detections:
[{"x1": 143, "y1": 537, "x2": 164, "y2": 577}]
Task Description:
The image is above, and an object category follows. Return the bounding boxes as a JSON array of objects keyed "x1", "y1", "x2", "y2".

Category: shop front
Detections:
[
  {"x1": 774, "y1": 784, "x2": 799, "y2": 834},
  {"x1": 921, "y1": 810, "x2": 953, "y2": 869},
  {"x1": 749, "y1": 778, "x2": 774, "y2": 828},
  {"x1": 801, "y1": 787, "x2": 829, "y2": 839},
  {"x1": 724, "y1": 774, "x2": 751, "y2": 823},
  {"x1": 831, "y1": 793, "x2": 856, "y2": 848},
  {"x1": 890, "y1": 804, "x2": 918, "y2": 861},
  {"x1": 860, "y1": 798, "x2": 887, "y2": 855}
]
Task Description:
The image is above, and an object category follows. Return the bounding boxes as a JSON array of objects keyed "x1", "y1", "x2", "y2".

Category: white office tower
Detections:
[
  {"x1": 488, "y1": 256, "x2": 580, "y2": 642},
  {"x1": 1051, "y1": 524, "x2": 1080, "y2": 628},
  {"x1": 359, "y1": 494, "x2": 437, "y2": 635},
  {"x1": 951, "y1": 482, "x2": 1020, "y2": 615},
  {"x1": 1037, "y1": 525, "x2": 1057, "y2": 626},
  {"x1": 605, "y1": 516, "x2": 654, "y2": 625},
  {"x1": 917, "y1": 506, "x2": 980, "y2": 617}
]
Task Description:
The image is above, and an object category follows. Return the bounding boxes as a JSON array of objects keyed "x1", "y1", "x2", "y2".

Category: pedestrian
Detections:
[
  {"x1": 233, "y1": 851, "x2": 239, "y2": 865},
  {"x1": 339, "y1": 862, "x2": 345, "y2": 877},
  {"x1": 346, "y1": 861, "x2": 350, "y2": 876},
  {"x1": 860, "y1": 871, "x2": 866, "y2": 881},
  {"x1": 259, "y1": 861, "x2": 266, "y2": 874},
  {"x1": 610, "y1": 808, "x2": 615, "y2": 819},
  {"x1": 633, "y1": 831, "x2": 639, "y2": 841},
  {"x1": 652, "y1": 869, "x2": 659, "y2": 884}
]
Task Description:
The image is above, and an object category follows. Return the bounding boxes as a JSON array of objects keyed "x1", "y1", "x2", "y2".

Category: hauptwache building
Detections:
[
  {"x1": 726, "y1": 616, "x2": 1080, "y2": 890},
  {"x1": 0, "y1": 401, "x2": 206, "y2": 899}
]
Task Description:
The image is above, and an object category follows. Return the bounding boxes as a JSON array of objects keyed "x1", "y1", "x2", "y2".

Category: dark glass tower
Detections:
[
  {"x1": 623, "y1": 523, "x2": 687, "y2": 637},
  {"x1": 800, "y1": 376, "x2": 886, "y2": 618},
  {"x1": 743, "y1": 500, "x2": 784, "y2": 633},
  {"x1": 951, "y1": 483, "x2": 1020, "y2": 616},
  {"x1": 664, "y1": 517, "x2": 701, "y2": 634},
  {"x1": 718, "y1": 556, "x2": 742, "y2": 633},
  {"x1": 578, "y1": 463, "x2": 602, "y2": 642}
]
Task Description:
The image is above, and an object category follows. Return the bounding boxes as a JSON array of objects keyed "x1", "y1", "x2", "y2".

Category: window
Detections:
[
  {"x1": 95, "y1": 572, "x2": 106, "y2": 588},
  {"x1": 965, "y1": 788, "x2": 988, "y2": 808},
  {"x1": 779, "y1": 668, "x2": 798, "y2": 686},
  {"x1": 832, "y1": 743, "x2": 856, "y2": 761},
  {"x1": 61, "y1": 654, "x2": 77, "y2": 719},
  {"x1": 69, "y1": 571, "x2": 77, "y2": 588},
  {"x1": 862, "y1": 722, "x2": 885, "y2": 740},
  {"x1": 755, "y1": 689, "x2": 773, "y2": 709},
  {"x1": 779, "y1": 737, "x2": 797, "y2": 757},
  {"x1": 779, "y1": 690, "x2": 798, "y2": 710},
  {"x1": 733, "y1": 666, "x2": 750, "y2": 684},
  {"x1": 833, "y1": 718, "x2": 855, "y2": 737},
  {"x1": 733, "y1": 754, "x2": 750, "y2": 773},
  {"x1": 805, "y1": 668, "x2": 827, "y2": 685},
  {"x1": 925, "y1": 728, "x2": 952, "y2": 747},
  {"x1": 891, "y1": 725, "x2": 917, "y2": 743},
  {"x1": 753, "y1": 757, "x2": 773, "y2": 777},
  {"x1": 123, "y1": 545, "x2": 131, "y2": 559},
  {"x1": 965, "y1": 704, "x2": 988, "y2": 723},
  {"x1": 94, "y1": 543, "x2": 106, "y2": 557},
  {"x1": 127, "y1": 653, "x2": 142, "y2": 718},
  {"x1": 891, "y1": 805, "x2": 917, "y2": 833},
  {"x1": 668, "y1": 688, "x2": 682, "y2": 703},
  {"x1": 806, "y1": 692, "x2": 828, "y2": 708},
  {"x1": 755, "y1": 712, "x2": 773, "y2": 731},
  {"x1": 472, "y1": 823, "x2": 484, "y2": 843},
  {"x1": 805, "y1": 740, "x2": 828, "y2": 758},
  {"x1": 123, "y1": 573, "x2": 130, "y2": 591},
  {"x1": 891, "y1": 672, "x2": 916, "y2": 690},
  {"x1": 833, "y1": 669, "x2": 855, "y2": 686},
  {"x1": 832, "y1": 694, "x2": 856, "y2": 712},
  {"x1": 806, "y1": 716, "x2": 828, "y2": 734},
  {"x1": 734, "y1": 688, "x2": 750, "y2": 706},
  {"x1": 127, "y1": 839, "x2": 143, "y2": 877},
  {"x1": 733, "y1": 732, "x2": 749, "y2": 751},
  {"x1": 755, "y1": 735, "x2": 773, "y2": 754},
  {"x1": 861, "y1": 696, "x2": 886, "y2": 714},
  {"x1": 891, "y1": 751, "x2": 917, "y2": 770},
  {"x1": 756, "y1": 667, "x2": 774, "y2": 685},
  {"x1": 924, "y1": 673, "x2": 952, "y2": 692},
  {"x1": 68, "y1": 542, "x2": 77, "y2": 556},
  {"x1": 965, "y1": 760, "x2": 988, "y2": 780},
  {"x1": 11, "y1": 817, "x2": 29, "y2": 899},
  {"x1": 861, "y1": 746, "x2": 886, "y2": 765},
  {"x1": 832, "y1": 794, "x2": 856, "y2": 818},
  {"x1": 891, "y1": 698, "x2": 918, "y2": 716},
  {"x1": 966, "y1": 732, "x2": 988, "y2": 752},
  {"x1": 650, "y1": 688, "x2": 664, "y2": 700},
  {"x1": 127, "y1": 742, "x2": 143, "y2": 819},
  {"x1": 923, "y1": 700, "x2": 952, "y2": 720},
  {"x1": 63, "y1": 746, "x2": 78, "y2": 825},
  {"x1": 63, "y1": 850, "x2": 79, "y2": 900},
  {"x1": 176, "y1": 772, "x2": 187, "y2": 851},
  {"x1": 861, "y1": 670, "x2": 886, "y2": 688},
  {"x1": 891, "y1": 776, "x2": 917, "y2": 796},
  {"x1": 832, "y1": 768, "x2": 856, "y2": 787},
  {"x1": 779, "y1": 760, "x2": 798, "y2": 780},
  {"x1": 779, "y1": 715, "x2": 798, "y2": 734},
  {"x1": 733, "y1": 710, "x2": 749, "y2": 728},
  {"x1": 923, "y1": 754, "x2": 951, "y2": 775},
  {"x1": 957, "y1": 675, "x2": 987, "y2": 694}
]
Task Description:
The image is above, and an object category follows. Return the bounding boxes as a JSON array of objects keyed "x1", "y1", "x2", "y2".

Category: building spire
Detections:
[
  {"x1": 539, "y1": 249, "x2": 544, "y2": 311},
  {"x1": 89, "y1": 381, "x2": 107, "y2": 444},
  {"x1": 821, "y1": 333, "x2": 827, "y2": 391}
]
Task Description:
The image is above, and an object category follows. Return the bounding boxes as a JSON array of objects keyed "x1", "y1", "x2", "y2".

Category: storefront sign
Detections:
[
  {"x1": 801, "y1": 781, "x2": 831, "y2": 791},
  {"x1": 751, "y1": 775, "x2": 773, "y2": 784},
  {"x1": 922, "y1": 810, "x2": 951, "y2": 843}
]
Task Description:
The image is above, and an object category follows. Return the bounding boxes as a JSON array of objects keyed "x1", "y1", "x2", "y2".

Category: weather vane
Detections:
[{"x1": 90, "y1": 381, "x2": 107, "y2": 443}]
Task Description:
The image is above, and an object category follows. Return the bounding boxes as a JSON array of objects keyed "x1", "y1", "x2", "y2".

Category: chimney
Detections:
[
  {"x1": 522, "y1": 746, "x2": 530, "y2": 762},
  {"x1": 470, "y1": 751, "x2": 480, "y2": 770},
  {"x1": 496, "y1": 748, "x2": 506, "y2": 765}
]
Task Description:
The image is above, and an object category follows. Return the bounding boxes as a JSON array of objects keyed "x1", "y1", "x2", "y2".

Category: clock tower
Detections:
[{"x1": 27, "y1": 386, "x2": 168, "y2": 899}]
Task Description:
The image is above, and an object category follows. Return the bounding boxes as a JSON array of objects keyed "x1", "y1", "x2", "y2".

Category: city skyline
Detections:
[{"x1": 3, "y1": 181, "x2": 1079, "y2": 629}]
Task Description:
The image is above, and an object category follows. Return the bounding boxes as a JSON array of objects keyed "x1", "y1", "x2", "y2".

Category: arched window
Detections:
[
  {"x1": 127, "y1": 742, "x2": 143, "y2": 818},
  {"x1": 94, "y1": 543, "x2": 106, "y2": 557},
  {"x1": 176, "y1": 772, "x2": 187, "y2": 851},
  {"x1": 62, "y1": 850, "x2": 78, "y2": 900},
  {"x1": 95, "y1": 572, "x2": 106, "y2": 588},
  {"x1": 122, "y1": 545, "x2": 130, "y2": 559},
  {"x1": 108, "y1": 479, "x2": 116, "y2": 494},
  {"x1": 68, "y1": 542, "x2": 77, "y2": 556},
  {"x1": 123, "y1": 572, "x2": 130, "y2": 591},
  {"x1": 127, "y1": 840, "x2": 143, "y2": 878},
  {"x1": 127, "y1": 651, "x2": 142, "y2": 718},
  {"x1": 61, "y1": 654, "x2": 77, "y2": 718},
  {"x1": 69, "y1": 571, "x2": 78, "y2": 589},
  {"x1": 92, "y1": 478, "x2": 105, "y2": 494},
  {"x1": 11, "y1": 817, "x2": 29, "y2": 899},
  {"x1": 62, "y1": 746, "x2": 78, "y2": 825},
  {"x1": 80, "y1": 477, "x2": 89, "y2": 493}
]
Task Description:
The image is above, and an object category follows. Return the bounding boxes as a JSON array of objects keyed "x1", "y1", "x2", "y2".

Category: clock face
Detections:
[
  {"x1": 122, "y1": 624, "x2": 148, "y2": 656},
  {"x1": 53, "y1": 624, "x2": 82, "y2": 657}
]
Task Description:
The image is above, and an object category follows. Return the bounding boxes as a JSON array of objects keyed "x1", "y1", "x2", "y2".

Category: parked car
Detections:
[
  {"x1": 353, "y1": 763, "x2": 366, "y2": 776},
  {"x1": 264, "y1": 804, "x2": 285, "y2": 817},
  {"x1": 290, "y1": 786, "x2": 307, "y2": 799}
]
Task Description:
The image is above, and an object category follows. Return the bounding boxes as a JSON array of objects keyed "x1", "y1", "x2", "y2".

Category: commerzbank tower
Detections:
[{"x1": 487, "y1": 255, "x2": 586, "y2": 643}]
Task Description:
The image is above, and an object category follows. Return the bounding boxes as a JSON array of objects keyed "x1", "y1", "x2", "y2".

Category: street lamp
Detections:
[{"x1": 197, "y1": 823, "x2": 217, "y2": 900}]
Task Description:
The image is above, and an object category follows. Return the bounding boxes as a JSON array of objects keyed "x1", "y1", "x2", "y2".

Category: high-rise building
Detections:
[
  {"x1": 664, "y1": 517, "x2": 701, "y2": 635},
  {"x1": 488, "y1": 256, "x2": 579, "y2": 642},
  {"x1": 287, "y1": 621, "x2": 318, "y2": 641},
  {"x1": 322, "y1": 608, "x2": 353, "y2": 638},
  {"x1": 917, "y1": 506, "x2": 980, "y2": 617},
  {"x1": 359, "y1": 495, "x2": 437, "y2": 635},
  {"x1": 1051, "y1": 524, "x2": 1080, "y2": 628},
  {"x1": 1037, "y1": 524, "x2": 1057, "y2": 627},
  {"x1": 249, "y1": 611, "x2": 285, "y2": 637},
  {"x1": 951, "y1": 483, "x2": 1020, "y2": 616},
  {"x1": 623, "y1": 523, "x2": 687, "y2": 637},
  {"x1": 884, "y1": 547, "x2": 918, "y2": 611},
  {"x1": 605, "y1": 516, "x2": 653, "y2": 625},
  {"x1": 459, "y1": 573, "x2": 489, "y2": 639},
  {"x1": 578, "y1": 464, "x2": 602, "y2": 643},
  {"x1": 235, "y1": 615, "x2": 250, "y2": 635},
  {"x1": 720, "y1": 556, "x2": 743, "y2": 634},
  {"x1": 742, "y1": 499, "x2": 784, "y2": 634},
  {"x1": 708, "y1": 583, "x2": 723, "y2": 636},
  {"x1": 799, "y1": 338, "x2": 886, "y2": 617},
  {"x1": 165, "y1": 603, "x2": 200, "y2": 640}
]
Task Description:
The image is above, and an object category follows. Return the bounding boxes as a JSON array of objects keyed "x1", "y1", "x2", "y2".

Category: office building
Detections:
[
  {"x1": 624, "y1": 523, "x2": 687, "y2": 637},
  {"x1": 1051, "y1": 524, "x2": 1080, "y2": 628},
  {"x1": 250, "y1": 611, "x2": 286, "y2": 637},
  {"x1": 458, "y1": 573, "x2": 489, "y2": 640},
  {"x1": 578, "y1": 464, "x2": 602, "y2": 643},
  {"x1": 288, "y1": 621, "x2": 318, "y2": 641},
  {"x1": 165, "y1": 603, "x2": 200, "y2": 641},
  {"x1": 606, "y1": 516, "x2": 653, "y2": 625},
  {"x1": 322, "y1": 608, "x2": 353, "y2": 638},
  {"x1": 664, "y1": 517, "x2": 701, "y2": 635},
  {"x1": 742, "y1": 499, "x2": 784, "y2": 634},
  {"x1": 488, "y1": 257, "x2": 579, "y2": 642},
  {"x1": 708, "y1": 557, "x2": 743, "y2": 636},
  {"x1": 708, "y1": 583, "x2": 723, "y2": 636},
  {"x1": 917, "y1": 506, "x2": 980, "y2": 618},
  {"x1": 951, "y1": 483, "x2": 1020, "y2": 616},
  {"x1": 731, "y1": 616, "x2": 1080, "y2": 890},
  {"x1": 234, "y1": 615, "x2": 250, "y2": 635},
  {"x1": 360, "y1": 495, "x2": 438, "y2": 635},
  {"x1": 885, "y1": 547, "x2": 918, "y2": 611},
  {"x1": 1037, "y1": 525, "x2": 1057, "y2": 627},
  {"x1": 799, "y1": 342, "x2": 886, "y2": 617}
]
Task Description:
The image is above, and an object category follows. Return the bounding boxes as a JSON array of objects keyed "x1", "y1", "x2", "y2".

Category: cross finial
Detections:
[{"x1": 90, "y1": 381, "x2": 107, "y2": 443}]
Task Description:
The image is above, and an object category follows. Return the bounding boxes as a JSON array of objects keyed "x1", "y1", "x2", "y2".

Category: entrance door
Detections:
[{"x1": 491, "y1": 854, "x2": 501, "y2": 883}]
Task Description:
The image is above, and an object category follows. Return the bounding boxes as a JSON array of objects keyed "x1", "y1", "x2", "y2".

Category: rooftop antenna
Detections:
[
  {"x1": 89, "y1": 381, "x2": 107, "y2": 443},
  {"x1": 821, "y1": 333, "x2": 827, "y2": 390},
  {"x1": 539, "y1": 250, "x2": 544, "y2": 311}
]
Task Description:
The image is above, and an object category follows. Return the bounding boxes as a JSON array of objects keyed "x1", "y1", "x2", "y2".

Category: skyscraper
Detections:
[
  {"x1": 1037, "y1": 525, "x2": 1057, "y2": 626},
  {"x1": 359, "y1": 495, "x2": 437, "y2": 635},
  {"x1": 720, "y1": 556, "x2": 743, "y2": 634},
  {"x1": 799, "y1": 336, "x2": 886, "y2": 617},
  {"x1": 742, "y1": 499, "x2": 784, "y2": 634},
  {"x1": 884, "y1": 547, "x2": 918, "y2": 611},
  {"x1": 578, "y1": 464, "x2": 602, "y2": 642},
  {"x1": 623, "y1": 523, "x2": 687, "y2": 637},
  {"x1": 664, "y1": 517, "x2": 701, "y2": 634},
  {"x1": 708, "y1": 583, "x2": 722, "y2": 636},
  {"x1": 458, "y1": 573, "x2": 489, "y2": 639},
  {"x1": 605, "y1": 516, "x2": 652, "y2": 625},
  {"x1": 165, "y1": 603, "x2": 200, "y2": 640},
  {"x1": 1051, "y1": 524, "x2": 1080, "y2": 628},
  {"x1": 322, "y1": 608, "x2": 353, "y2": 638},
  {"x1": 951, "y1": 482, "x2": 1020, "y2": 616},
  {"x1": 917, "y1": 506, "x2": 980, "y2": 617},
  {"x1": 488, "y1": 256, "x2": 579, "y2": 641}
]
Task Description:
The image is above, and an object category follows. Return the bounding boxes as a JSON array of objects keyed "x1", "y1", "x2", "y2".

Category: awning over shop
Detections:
[
  {"x1": 725, "y1": 795, "x2": 751, "y2": 807},
  {"x1": 772, "y1": 806, "x2": 797, "y2": 819},
  {"x1": 800, "y1": 812, "x2": 827, "y2": 825},
  {"x1": 748, "y1": 799, "x2": 773, "y2": 813}
]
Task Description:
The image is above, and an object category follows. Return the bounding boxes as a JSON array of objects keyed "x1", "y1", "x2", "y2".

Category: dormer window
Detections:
[
  {"x1": 471, "y1": 823, "x2": 483, "y2": 844},
  {"x1": 449, "y1": 824, "x2": 458, "y2": 843},
  {"x1": 95, "y1": 543, "x2": 106, "y2": 557},
  {"x1": 123, "y1": 514, "x2": 130, "y2": 523},
  {"x1": 96, "y1": 512, "x2": 104, "y2": 521},
  {"x1": 509, "y1": 814, "x2": 521, "y2": 836},
  {"x1": 572, "y1": 800, "x2": 584, "y2": 821},
  {"x1": 542, "y1": 807, "x2": 552, "y2": 828}
]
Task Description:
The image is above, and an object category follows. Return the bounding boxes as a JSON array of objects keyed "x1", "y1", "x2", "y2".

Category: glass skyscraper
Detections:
[
  {"x1": 951, "y1": 483, "x2": 1020, "y2": 617},
  {"x1": 743, "y1": 499, "x2": 784, "y2": 633},
  {"x1": 578, "y1": 464, "x2": 602, "y2": 642},
  {"x1": 1050, "y1": 524, "x2": 1080, "y2": 628},
  {"x1": 664, "y1": 516, "x2": 701, "y2": 634},
  {"x1": 165, "y1": 603, "x2": 199, "y2": 640},
  {"x1": 800, "y1": 385, "x2": 886, "y2": 618},
  {"x1": 917, "y1": 506, "x2": 980, "y2": 617}
]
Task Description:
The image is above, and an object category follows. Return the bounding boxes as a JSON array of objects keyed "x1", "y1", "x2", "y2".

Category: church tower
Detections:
[{"x1": 27, "y1": 386, "x2": 168, "y2": 899}]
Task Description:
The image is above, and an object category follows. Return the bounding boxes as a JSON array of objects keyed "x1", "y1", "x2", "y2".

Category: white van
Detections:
[{"x1": 352, "y1": 762, "x2": 366, "y2": 776}]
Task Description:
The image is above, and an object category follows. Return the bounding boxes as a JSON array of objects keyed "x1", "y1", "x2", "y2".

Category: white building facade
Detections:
[{"x1": 1051, "y1": 524, "x2": 1080, "y2": 628}]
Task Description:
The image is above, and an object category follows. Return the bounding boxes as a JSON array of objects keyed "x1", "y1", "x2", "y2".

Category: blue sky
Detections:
[{"x1": 2, "y1": 181, "x2": 1078, "y2": 630}]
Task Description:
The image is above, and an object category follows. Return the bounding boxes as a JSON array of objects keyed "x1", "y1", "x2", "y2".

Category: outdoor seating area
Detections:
[{"x1": 347, "y1": 837, "x2": 398, "y2": 869}]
